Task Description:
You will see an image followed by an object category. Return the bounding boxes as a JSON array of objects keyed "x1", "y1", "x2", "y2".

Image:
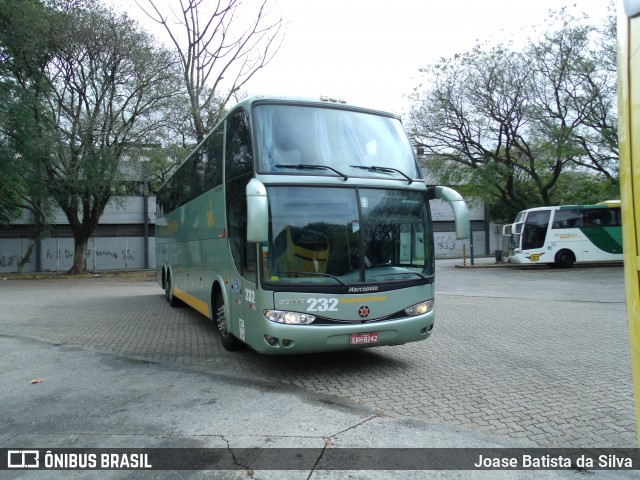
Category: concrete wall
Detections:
[
  {"x1": 430, "y1": 197, "x2": 502, "y2": 259},
  {"x1": 10, "y1": 197, "x2": 157, "y2": 225},
  {"x1": 0, "y1": 196, "x2": 155, "y2": 273},
  {"x1": 1, "y1": 237, "x2": 156, "y2": 273}
]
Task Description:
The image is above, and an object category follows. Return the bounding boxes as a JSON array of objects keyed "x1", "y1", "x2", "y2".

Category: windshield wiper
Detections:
[
  {"x1": 274, "y1": 164, "x2": 348, "y2": 181},
  {"x1": 277, "y1": 271, "x2": 350, "y2": 289},
  {"x1": 367, "y1": 271, "x2": 434, "y2": 283},
  {"x1": 349, "y1": 165, "x2": 413, "y2": 184}
]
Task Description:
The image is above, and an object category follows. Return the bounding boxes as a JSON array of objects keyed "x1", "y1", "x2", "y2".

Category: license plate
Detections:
[{"x1": 349, "y1": 332, "x2": 380, "y2": 345}]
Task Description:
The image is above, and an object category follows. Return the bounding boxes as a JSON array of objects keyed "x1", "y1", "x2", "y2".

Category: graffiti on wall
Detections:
[
  {"x1": 1, "y1": 254, "x2": 21, "y2": 267},
  {"x1": 434, "y1": 232, "x2": 486, "y2": 257},
  {"x1": 90, "y1": 249, "x2": 135, "y2": 261},
  {"x1": 44, "y1": 248, "x2": 135, "y2": 262},
  {"x1": 435, "y1": 235, "x2": 458, "y2": 252},
  {"x1": 0, "y1": 237, "x2": 152, "y2": 273},
  {"x1": 46, "y1": 248, "x2": 73, "y2": 259}
]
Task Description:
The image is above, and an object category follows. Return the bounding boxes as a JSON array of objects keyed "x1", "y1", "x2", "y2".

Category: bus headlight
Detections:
[
  {"x1": 264, "y1": 310, "x2": 316, "y2": 325},
  {"x1": 404, "y1": 300, "x2": 434, "y2": 316}
]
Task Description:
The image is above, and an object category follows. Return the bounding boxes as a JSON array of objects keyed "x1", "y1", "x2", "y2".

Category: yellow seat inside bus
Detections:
[{"x1": 274, "y1": 226, "x2": 328, "y2": 274}]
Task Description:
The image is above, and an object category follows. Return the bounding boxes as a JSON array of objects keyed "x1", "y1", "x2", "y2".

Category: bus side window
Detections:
[
  {"x1": 584, "y1": 209, "x2": 610, "y2": 227},
  {"x1": 553, "y1": 211, "x2": 566, "y2": 229},
  {"x1": 205, "y1": 127, "x2": 224, "y2": 189},
  {"x1": 226, "y1": 109, "x2": 253, "y2": 180},
  {"x1": 612, "y1": 209, "x2": 622, "y2": 226},
  {"x1": 228, "y1": 195, "x2": 257, "y2": 283},
  {"x1": 191, "y1": 150, "x2": 205, "y2": 200},
  {"x1": 566, "y1": 210, "x2": 583, "y2": 228}
]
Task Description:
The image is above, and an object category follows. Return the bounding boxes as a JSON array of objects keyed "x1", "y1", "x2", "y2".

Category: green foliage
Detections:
[
  {"x1": 0, "y1": 166, "x2": 23, "y2": 225},
  {"x1": 553, "y1": 172, "x2": 619, "y2": 206},
  {"x1": 0, "y1": 0, "x2": 182, "y2": 272},
  {"x1": 144, "y1": 145, "x2": 188, "y2": 193}
]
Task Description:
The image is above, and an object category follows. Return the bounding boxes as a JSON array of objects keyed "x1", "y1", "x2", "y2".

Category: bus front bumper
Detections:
[{"x1": 252, "y1": 311, "x2": 435, "y2": 355}]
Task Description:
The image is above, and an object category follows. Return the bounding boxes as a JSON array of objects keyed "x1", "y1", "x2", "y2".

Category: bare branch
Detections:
[{"x1": 141, "y1": 0, "x2": 284, "y2": 141}]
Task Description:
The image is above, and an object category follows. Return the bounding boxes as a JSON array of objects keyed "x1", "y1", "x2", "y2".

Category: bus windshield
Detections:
[
  {"x1": 254, "y1": 104, "x2": 420, "y2": 180},
  {"x1": 263, "y1": 186, "x2": 432, "y2": 288}
]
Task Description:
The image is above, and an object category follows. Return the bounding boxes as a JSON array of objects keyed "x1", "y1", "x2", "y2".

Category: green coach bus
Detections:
[{"x1": 155, "y1": 96, "x2": 470, "y2": 354}]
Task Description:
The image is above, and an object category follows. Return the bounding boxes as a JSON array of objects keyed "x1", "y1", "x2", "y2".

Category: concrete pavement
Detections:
[
  {"x1": 1, "y1": 335, "x2": 628, "y2": 480},
  {"x1": 0, "y1": 259, "x2": 636, "y2": 479}
]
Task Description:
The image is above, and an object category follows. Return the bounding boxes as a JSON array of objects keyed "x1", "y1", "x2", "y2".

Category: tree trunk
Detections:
[
  {"x1": 68, "y1": 237, "x2": 88, "y2": 274},
  {"x1": 16, "y1": 218, "x2": 48, "y2": 274},
  {"x1": 16, "y1": 237, "x2": 36, "y2": 274}
]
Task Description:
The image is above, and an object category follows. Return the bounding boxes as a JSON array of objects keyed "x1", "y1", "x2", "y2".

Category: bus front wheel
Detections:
[
  {"x1": 214, "y1": 295, "x2": 243, "y2": 351},
  {"x1": 554, "y1": 250, "x2": 575, "y2": 268}
]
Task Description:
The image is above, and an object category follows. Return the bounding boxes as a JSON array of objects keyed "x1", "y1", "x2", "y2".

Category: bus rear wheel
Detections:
[
  {"x1": 165, "y1": 274, "x2": 182, "y2": 307},
  {"x1": 214, "y1": 295, "x2": 243, "y2": 351},
  {"x1": 554, "y1": 249, "x2": 575, "y2": 268}
]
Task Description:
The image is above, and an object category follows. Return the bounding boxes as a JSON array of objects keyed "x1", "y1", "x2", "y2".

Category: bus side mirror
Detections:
[
  {"x1": 246, "y1": 179, "x2": 269, "y2": 243},
  {"x1": 435, "y1": 186, "x2": 470, "y2": 240}
]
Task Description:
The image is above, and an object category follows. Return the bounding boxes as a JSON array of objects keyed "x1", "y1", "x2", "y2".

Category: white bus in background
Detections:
[{"x1": 502, "y1": 201, "x2": 622, "y2": 267}]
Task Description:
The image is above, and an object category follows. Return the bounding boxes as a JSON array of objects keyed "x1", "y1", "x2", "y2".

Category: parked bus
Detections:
[
  {"x1": 155, "y1": 96, "x2": 470, "y2": 354},
  {"x1": 502, "y1": 202, "x2": 622, "y2": 268},
  {"x1": 618, "y1": 0, "x2": 640, "y2": 444}
]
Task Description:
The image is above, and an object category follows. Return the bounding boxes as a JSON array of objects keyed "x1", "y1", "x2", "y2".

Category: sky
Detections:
[{"x1": 109, "y1": 0, "x2": 612, "y2": 115}]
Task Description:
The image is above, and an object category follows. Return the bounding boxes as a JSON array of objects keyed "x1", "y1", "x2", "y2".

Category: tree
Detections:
[
  {"x1": 0, "y1": 0, "x2": 55, "y2": 272},
  {"x1": 0, "y1": 120, "x2": 54, "y2": 273},
  {"x1": 0, "y1": 148, "x2": 23, "y2": 227},
  {"x1": 141, "y1": 0, "x2": 284, "y2": 143},
  {"x1": 144, "y1": 145, "x2": 183, "y2": 193},
  {"x1": 407, "y1": 7, "x2": 617, "y2": 221},
  {"x1": 0, "y1": 169, "x2": 52, "y2": 274},
  {"x1": 527, "y1": 8, "x2": 618, "y2": 184},
  {"x1": 0, "y1": 0, "x2": 182, "y2": 273},
  {"x1": 409, "y1": 46, "x2": 556, "y2": 220}
]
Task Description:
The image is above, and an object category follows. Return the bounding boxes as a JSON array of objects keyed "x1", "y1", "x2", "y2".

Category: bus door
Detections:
[
  {"x1": 503, "y1": 221, "x2": 525, "y2": 252},
  {"x1": 225, "y1": 107, "x2": 256, "y2": 342},
  {"x1": 522, "y1": 210, "x2": 551, "y2": 255},
  {"x1": 227, "y1": 195, "x2": 258, "y2": 344}
]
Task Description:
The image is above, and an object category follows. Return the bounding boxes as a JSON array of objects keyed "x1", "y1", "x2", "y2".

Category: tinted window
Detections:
[
  {"x1": 263, "y1": 187, "x2": 433, "y2": 287},
  {"x1": 552, "y1": 209, "x2": 583, "y2": 228},
  {"x1": 583, "y1": 208, "x2": 621, "y2": 227},
  {"x1": 552, "y1": 208, "x2": 621, "y2": 228},
  {"x1": 228, "y1": 194, "x2": 257, "y2": 283},
  {"x1": 226, "y1": 109, "x2": 253, "y2": 180},
  {"x1": 205, "y1": 126, "x2": 224, "y2": 189},
  {"x1": 157, "y1": 124, "x2": 226, "y2": 217},
  {"x1": 522, "y1": 210, "x2": 550, "y2": 250},
  {"x1": 254, "y1": 104, "x2": 419, "y2": 180}
]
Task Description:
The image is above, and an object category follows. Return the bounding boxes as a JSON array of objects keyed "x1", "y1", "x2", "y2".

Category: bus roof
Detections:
[
  {"x1": 516, "y1": 202, "x2": 622, "y2": 215},
  {"x1": 232, "y1": 95, "x2": 401, "y2": 119},
  {"x1": 596, "y1": 200, "x2": 621, "y2": 207}
]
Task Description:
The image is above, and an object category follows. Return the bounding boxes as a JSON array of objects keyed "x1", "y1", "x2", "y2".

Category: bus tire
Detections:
[
  {"x1": 554, "y1": 249, "x2": 575, "y2": 268},
  {"x1": 214, "y1": 295, "x2": 243, "y2": 351},
  {"x1": 165, "y1": 273, "x2": 182, "y2": 307}
]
